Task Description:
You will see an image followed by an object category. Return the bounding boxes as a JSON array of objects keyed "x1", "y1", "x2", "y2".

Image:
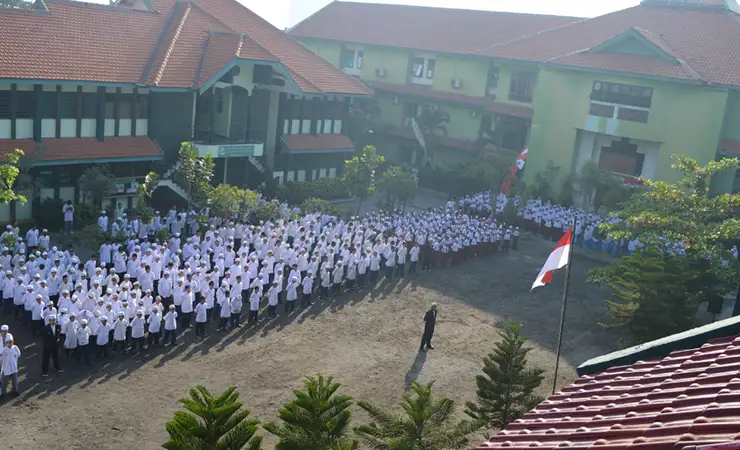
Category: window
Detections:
[
  {"x1": 508, "y1": 71, "x2": 536, "y2": 103},
  {"x1": 137, "y1": 94, "x2": 148, "y2": 119},
  {"x1": 0, "y1": 91, "x2": 10, "y2": 119},
  {"x1": 39, "y1": 91, "x2": 56, "y2": 118},
  {"x1": 105, "y1": 93, "x2": 116, "y2": 119},
  {"x1": 410, "y1": 57, "x2": 435, "y2": 82},
  {"x1": 591, "y1": 81, "x2": 652, "y2": 108},
  {"x1": 486, "y1": 66, "x2": 500, "y2": 96},
  {"x1": 59, "y1": 92, "x2": 78, "y2": 118},
  {"x1": 617, "y1": 107, "x2": 649, "y2": 123},
  {"x1": 15, "y1": 91, "x2": 33, "y2": 119},
  {"x1": 119, "y1": 94, "x2": 134, "y2": 119},
  {"x1": 341, "y1": 48, "x2": 363, "y2": 69},
  {"x1": 81, "y1": 93, "x2": 98, "y2": 119},
  {"x1": 589, "y1": 103, "x2": 615, "y2": 118}
]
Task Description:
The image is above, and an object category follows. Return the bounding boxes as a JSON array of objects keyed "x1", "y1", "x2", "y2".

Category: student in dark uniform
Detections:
[
  {"x1": 41, "y1": 315, "x2": 64, "y2": 376},
  {"x1": 419, "y1": 302, "x2": 438, "y2": 352}
]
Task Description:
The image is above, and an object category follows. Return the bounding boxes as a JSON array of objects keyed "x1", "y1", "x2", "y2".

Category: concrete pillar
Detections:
[{"x1": 264, "y1": 89, "x2": 280, "y2": 169}]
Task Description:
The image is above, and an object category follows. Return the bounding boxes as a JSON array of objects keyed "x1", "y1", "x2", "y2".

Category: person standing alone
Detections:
[
  {"x1": 41, "y1": 315, "x2": 63, "y2": 376},
  {"x1": 419, "y1": 302, "x2": 438, "y2": 352}
]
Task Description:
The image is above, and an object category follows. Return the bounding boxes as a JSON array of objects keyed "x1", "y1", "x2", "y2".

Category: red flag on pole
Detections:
[
  {"x1": 501, "y1": 146, "x2": 528, "y2": 195},
  {"x1": 531, "y1": 227, "x2": 572, "y2": 290}
]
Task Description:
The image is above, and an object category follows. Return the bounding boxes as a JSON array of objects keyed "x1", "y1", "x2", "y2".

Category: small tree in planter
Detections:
[
  {"x1": 377, "y1": 165, "x2": 417, "y2": 212},
  {"x1": 176, "y1": 142, "x2": 215, "y2": 210},
  {"x1": 79, "y1": 165, "x2": 116, "y2": 209},
  {"x1": 344, "y1": 145, "x2": 383, "y2": 215}
]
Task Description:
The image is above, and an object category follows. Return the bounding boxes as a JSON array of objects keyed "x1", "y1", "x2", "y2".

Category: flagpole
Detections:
[{"x1": 552, "y1": 217, "x2": 576, "y2": 395}]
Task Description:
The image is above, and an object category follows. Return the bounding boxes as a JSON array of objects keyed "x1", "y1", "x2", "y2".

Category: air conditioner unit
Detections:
[
  {"x1": 451, "y1": 77, "x2": 463, "y2": 89},
  {"x1": 375, "y1": 68, "x2": 387, "y2": 78},
  {"x1": 469, "y1": 110, "x2": 479, "y2": 118}
]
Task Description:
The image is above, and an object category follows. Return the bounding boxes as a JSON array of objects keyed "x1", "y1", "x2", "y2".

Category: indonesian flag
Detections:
[
  {"x1": 531, "y1": 227, "x2": 572, "y2": 291},
  {"x1": 501, "y1": 146, "x2": 528, "y2": 195}
]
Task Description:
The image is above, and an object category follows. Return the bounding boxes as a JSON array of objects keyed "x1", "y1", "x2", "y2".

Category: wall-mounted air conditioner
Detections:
[
  {"x1": 375, "y1": 68, "x2": 387, "y2": 78},
  {"x1": 451, "y1": 77, "x2": 463, "y2": 89}
]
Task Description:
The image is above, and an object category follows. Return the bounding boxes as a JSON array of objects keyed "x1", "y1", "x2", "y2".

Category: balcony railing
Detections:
[{"x1": 192, "y1": 122, "x2": 268, "y2": 146}]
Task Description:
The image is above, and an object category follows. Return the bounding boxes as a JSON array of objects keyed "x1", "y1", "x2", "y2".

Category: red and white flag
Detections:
[
  {"x1": 531, "y1": 227, "x2": 573, "y2": 291},
  {"x1": 501, "y1": 146, "x2": 528, "y2": 195}
]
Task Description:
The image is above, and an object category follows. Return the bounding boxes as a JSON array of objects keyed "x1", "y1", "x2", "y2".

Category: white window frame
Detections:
[
  {"x1": 341, "y1": 47, "x2": 364, "y2": 76},
  {"x1": 410, "y1": 55, "x2": 435, "y2": 85}
]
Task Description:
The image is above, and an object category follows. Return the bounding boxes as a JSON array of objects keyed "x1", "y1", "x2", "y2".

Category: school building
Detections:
[
  {"x1": 0, "y1": 0, "x2": 371, "y2": 221},
  {"x1": 289, "y1": 0, "x2": 740, "y2": 192}
]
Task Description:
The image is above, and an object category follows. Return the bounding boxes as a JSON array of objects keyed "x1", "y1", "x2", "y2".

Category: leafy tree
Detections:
[
  {"x1": 210, "y1": 184, "x2": 258, "y2": 219},
  {"x1": 465, "y1": 321, "x2": 544, "y2": 429},
  {"x1": 176, "y1": 142, "x2": 215, "y2": 210},
  {"x1": 263, "y1": 374, "x2": 358, "y2": 450},
  {"x1": 138, "y1": 171, "x2": 161, "y2": 199},
  {"x1": 0, "y1": 0, "x2": 33, "y2": 8},
  {"x1": 525, "y1": 161, "x2": 561, "y2": 204},
  {"x1": 344, "y1": 145, "x2": 384, "y2": 215},
  {"x1": 300, "y1": 197, "x2": 341, "y2": 216},
  {"x1": 78, "y1": 165, "x2": 115, "y2": 208},
  {"x1": 377, "y1": 165, "x2": 417, "y2": 212},
  {"x1": 575, "y1": 161, "x2": 635, "y2": 212},
  {"x1": 163, "y1": 385, "x2": 262, "y2": 450},
  {"x1": 355, "y1": 381, "x2": 484, "y2": 450},
  {"x1": 0, "y1": 149, "x2": 27, "y2": 204},
  {"x1": 591, "y1": 155, "x2": 740, "y2": 341}
]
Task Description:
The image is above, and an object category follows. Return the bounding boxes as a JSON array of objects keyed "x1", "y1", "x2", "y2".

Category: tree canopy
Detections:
[
  {"x1": 344, "y1": 145, "x2": 384, "y2": 215},
  {"x1": 176, "y1": 142, "x2": 215, "y2": 210},
  {"x1": 0, "y1": 149, "x2": 27, "y2": 204}
]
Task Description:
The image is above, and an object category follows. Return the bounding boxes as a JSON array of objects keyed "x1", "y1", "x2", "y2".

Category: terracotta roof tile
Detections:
[
  {"x1": 289, "y1": 1, "x2": 580, "y2": 55},
  {"x1": 196, "y1": 32, "x2": 243, "y2": 87},
  {"x1": 476, "y1": 334, "x2": 740, "y2": 450},
  {"x1": 0, "y1": 137, "x2": 163, "y2": 162},
  {"x1": 177, "y1": 0, "x2": 372, "y2": 95},
  {"x1": 0, "y1": 0, "x2": 369, "y2": 95},
  {"x1": 719, "y1": 139, "x2": 740, "y2": 156},
  {"x1": 475, "y1": 5, "x2": 740, "y2": 86},
  {"x1": 547, "y1": 53, "x2": 700, "y2": 81},
  {"x1": 283, "y1": 133, "x2": 355, "y2": 151},
  {"x1": 369, "y1": 82, "x2": 533, "y2": 119}
]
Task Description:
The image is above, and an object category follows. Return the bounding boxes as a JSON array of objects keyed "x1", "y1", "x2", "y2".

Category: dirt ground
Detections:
[{"x1": 2, "y1": 234, "x2": 618, "y2": 449}]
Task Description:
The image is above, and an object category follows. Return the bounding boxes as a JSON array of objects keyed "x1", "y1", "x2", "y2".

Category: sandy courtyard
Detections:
[{"x1": 2, "y1": 235, "x2": 616, "y2": 449}]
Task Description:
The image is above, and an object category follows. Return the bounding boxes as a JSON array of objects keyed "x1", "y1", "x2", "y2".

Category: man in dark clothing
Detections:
[
  {"x1": 419, "y1": 302, "x2": 438, "y2": 352},
  {"x1": 41, "y1": 316, "x2": 64, "y2": 376}
]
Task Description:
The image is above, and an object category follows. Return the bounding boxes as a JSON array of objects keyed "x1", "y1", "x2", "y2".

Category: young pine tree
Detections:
[
  {"x1": 355, "y1": 381, "x2": 484, "y2": 450},
  {"x1": 163, "y1": 385, "x2": 262, "y2": 450},
  {"x1": 465, "y1": 321, "x2": 545, "y2": 429},
  {"x1": 263, "y1": 374, "x2": 358, "y2": 450}
]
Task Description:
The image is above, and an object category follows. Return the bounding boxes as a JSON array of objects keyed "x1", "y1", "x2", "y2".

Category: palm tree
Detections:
[
  {"x1": 263, "y1": 374, "x2": 358, "y2": 450},
  {"x1": 415, "y1": 104, "x2": 450, "y2": 165},
  {"x1": 163, "y1": 385, "x2": 263, "y2": 450},
  {"x1": 355, "y1": 381, "x2": 484, "y2": 450}
]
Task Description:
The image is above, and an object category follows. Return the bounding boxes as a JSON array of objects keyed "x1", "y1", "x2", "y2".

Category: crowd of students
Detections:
[{"x1": 0, "y1": 197, "x2": 528, "y2": 396}]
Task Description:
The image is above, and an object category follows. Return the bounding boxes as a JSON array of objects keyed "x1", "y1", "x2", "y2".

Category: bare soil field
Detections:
[{"x1": 2, "y1": 234, "x2": 618, "y2": 449}]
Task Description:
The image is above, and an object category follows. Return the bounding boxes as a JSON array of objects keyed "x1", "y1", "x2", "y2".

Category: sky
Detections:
[{"x1": 237, "y1": 0, "x2": 643, "y2": 31}]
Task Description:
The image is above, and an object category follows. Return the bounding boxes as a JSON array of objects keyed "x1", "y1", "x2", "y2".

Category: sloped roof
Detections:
[
  {"x1": 477, "y1": 333, "x2": 740, "y2": 450},
  {"x1": 0, "y1": 0, "x2": 371, "y2": 95},
  {"x1": 288, "y1": 1, "x2": 580, "y2": 55},
  {"x1": 283, "y1": 133, "x2": 355, "y2": 152},
  {"x1": 474, "y1": 4, "x2": 740, "y2": 85},
  {"x1": 0, "y1": 137, "x2": 163, "y2": 163}
]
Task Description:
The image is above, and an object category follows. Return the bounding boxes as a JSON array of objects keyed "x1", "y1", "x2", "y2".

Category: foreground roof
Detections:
[
  {"x1": 474, "y1": 2, "x2": 740, "y2": 85},
  {"x1": 288, "y1": 1, "x2": 580, "y2": 55},
  {"x1": 0, "y1": 0, "x2": 371, "y2": 95},
  {"x1": 0, "y1": 137, "x2": 163, "y2": 165},
  {"x1": 477, "y1": 333, "x2": 740, "y2": 450}
]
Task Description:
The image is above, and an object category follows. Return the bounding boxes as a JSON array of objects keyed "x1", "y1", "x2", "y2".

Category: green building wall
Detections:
[{"x1": 527, "y1": 68, "x2": 727, "y2": 185}]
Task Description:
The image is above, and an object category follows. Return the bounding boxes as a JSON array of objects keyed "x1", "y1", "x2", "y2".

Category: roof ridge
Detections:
[
  {"x1": 139, "y1": 1, "x2": 185, "y2": 84},
  {"x1": 328, "y1": 0, "x2": 581, "y2": 19},
  {"x1": 152, "y1": 2, "x2": 192, "y2": 86},
  {"x1": 46, "y1": 0, "x2": 158, "y2": 13},
  {"x1": 193, "y1": 30, "x2": 212, "y2": 88}
]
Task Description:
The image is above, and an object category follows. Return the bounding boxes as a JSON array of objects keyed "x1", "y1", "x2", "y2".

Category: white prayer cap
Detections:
[
  {"x1": 0, "y1": 324, "x2": 8, "y2": 331},
  {"x1": 118, "y1": 311, "x2": 125, "y2": 317},
  {"x1": 81, "y1": 319, "x2": 88, "y2": 325},
  {"x1": 431, "y1": 302, "x2": 437, "y2": 307}
]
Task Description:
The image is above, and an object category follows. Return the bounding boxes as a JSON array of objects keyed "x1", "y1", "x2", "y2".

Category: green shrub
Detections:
[
  {"x1": 276, "y1": 178, "x2": 348, "y2": 204},
  {"x1": 75, "y1": 202, "x2": 99, "y2": 228},
  {"x1": 300, "y1": 197, "x2": 341, "y2": 216},
  {"x1": 33, "y1": 198, "x2": 65, "y2": 232}
]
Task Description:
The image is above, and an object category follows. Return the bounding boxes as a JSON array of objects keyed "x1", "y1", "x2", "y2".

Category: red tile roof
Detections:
[
  {"x1": 288, "y1": 1, "x2": 580, "y2": 55},
  {"x1": 0, "y1": 137, "x2": 163, "y2": 163},
  {"x1": 283, "y1": 133, "x2": 355, "y2": 151},
  {"x1": 547, "y1": 53, "x2": 702, "y2": 81},
  {"x1": 477, "y1": 334, "x2": 740, "y2": 450},
  {"x1": 719, "y1": 139, "x2": 740, "y2": 156},
  {"x1": 0, "y1": 0, "x2": 370, "y2": 95},
  {"x1": 474, "y1": 4, "x2": 740, "y2": 85},
  {"x1": 369, "y1": 82, "x2": 533, "y2": 119}
]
